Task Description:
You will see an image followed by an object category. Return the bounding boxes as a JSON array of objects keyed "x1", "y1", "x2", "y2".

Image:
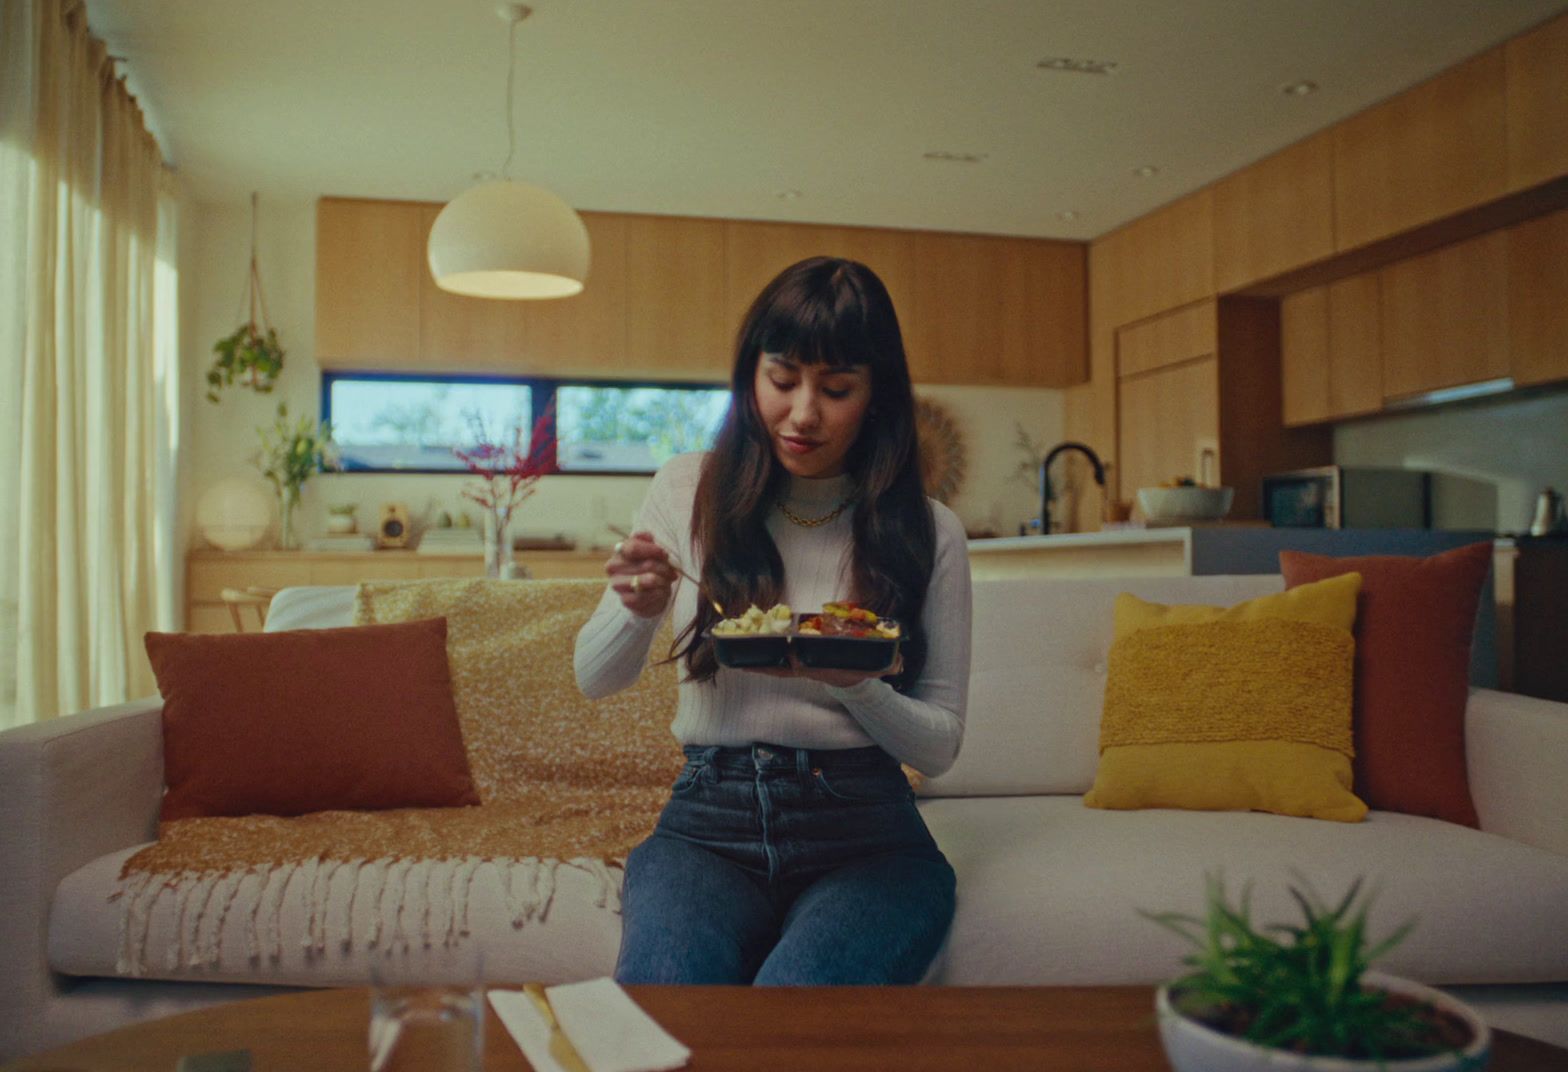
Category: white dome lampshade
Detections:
[{"x1": 427, "y1": 179, "x2": 590, "y2": 300}]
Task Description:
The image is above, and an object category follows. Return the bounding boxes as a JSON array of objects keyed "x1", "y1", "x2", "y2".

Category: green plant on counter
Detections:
[{"x1": 1143, "y1": 874, "x2": 1460, "y2": 1061}]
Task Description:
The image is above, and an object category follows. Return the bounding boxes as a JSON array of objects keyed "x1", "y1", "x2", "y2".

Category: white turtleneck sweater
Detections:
[{"x1": 573, "y1": 452, "x2": 972, "y2": 776}]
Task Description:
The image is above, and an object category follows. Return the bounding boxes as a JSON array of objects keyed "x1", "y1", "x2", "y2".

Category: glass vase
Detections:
[
  {"x1": 484, "y1": 505, "x2": 514, "y2": 579},
  {"x1": 278, "y1": 486, "x2": 301, "y2": 550}
]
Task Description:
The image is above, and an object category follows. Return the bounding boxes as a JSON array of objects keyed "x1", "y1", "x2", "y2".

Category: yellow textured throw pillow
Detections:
[{"x1": 1083, "y1": 573, "x2": 1368, "y2": 822}]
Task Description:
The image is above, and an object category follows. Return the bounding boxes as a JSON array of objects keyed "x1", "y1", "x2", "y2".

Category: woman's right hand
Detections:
[{"x1": 606, "y1": 530, "x2": 678, "y2": 618}]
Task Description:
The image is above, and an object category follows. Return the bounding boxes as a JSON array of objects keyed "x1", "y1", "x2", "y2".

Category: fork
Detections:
[{"x1": 607, "y1": 524, "x2": 724, "y2": 615}]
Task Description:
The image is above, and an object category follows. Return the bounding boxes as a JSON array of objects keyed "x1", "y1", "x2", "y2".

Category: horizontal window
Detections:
[{"x1": 321, "y1": 372, "x2": 729, "y2": 475}]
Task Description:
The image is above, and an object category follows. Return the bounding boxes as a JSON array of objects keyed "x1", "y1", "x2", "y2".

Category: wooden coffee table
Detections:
[{"x1": 7, "y1": 986, "x2": 1566, "y2": 1071}]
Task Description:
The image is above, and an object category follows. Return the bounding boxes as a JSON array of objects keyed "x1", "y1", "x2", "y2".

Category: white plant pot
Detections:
[{"x1": 1157, "y1": 972, "x2": 1491, "y2": 1072}]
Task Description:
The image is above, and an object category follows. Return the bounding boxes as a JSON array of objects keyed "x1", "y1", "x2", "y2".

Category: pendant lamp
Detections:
[{"x1": 427, "y1": 4, "x2": 589, "y2": 300}]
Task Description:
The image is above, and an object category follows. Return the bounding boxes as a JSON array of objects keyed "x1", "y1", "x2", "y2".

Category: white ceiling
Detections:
[{"x1": 85, "y1": 0, "x2": 1568, "y2": 241}]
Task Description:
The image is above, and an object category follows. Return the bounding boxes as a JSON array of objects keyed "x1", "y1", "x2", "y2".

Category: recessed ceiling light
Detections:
[
  {"x1": 923, "y1": 151, "x2": 987, "y2": 164},
  {"x1": 1036, "y1": 57, "x2": 1118, "y2": 75},
  {"x1": 1132, "y1": 165, "x2": 1159, "y2": 178},
  {"x1": 1282, "y1": 80, "x2": 1319, "y2": 96},
  {"x1": 1057, "y1": 210, "x2": 1079, "y2": 221},
  {"x1": 776, "y1": 189, "x2": 802, "y2": 201}
]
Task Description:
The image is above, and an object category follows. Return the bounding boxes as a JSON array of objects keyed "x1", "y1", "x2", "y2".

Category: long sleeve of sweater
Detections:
[{"x1": 825, "y1": 504, "x2": 971, "y2": 775}]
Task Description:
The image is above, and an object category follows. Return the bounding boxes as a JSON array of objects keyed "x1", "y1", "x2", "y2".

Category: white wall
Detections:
[
  {"x1": 1334, "y1": 389, "x2": 1568, "y2": 533},
  {"x1": 184, "y1": 197, "x2": 1066, "y2": 553}
]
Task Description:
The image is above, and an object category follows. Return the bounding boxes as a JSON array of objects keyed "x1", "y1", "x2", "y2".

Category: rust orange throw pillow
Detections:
[
  {"x1": 145, "y1": 618, "x2": 479, "y2": 822},
  {"x1": 1279, "y1": 543, "x2": 1491, "y2": 827}
]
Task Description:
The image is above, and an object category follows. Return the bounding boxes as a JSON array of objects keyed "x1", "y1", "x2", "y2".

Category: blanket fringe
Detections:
[{"x1": 111, "y1": 855, "x2": 626, "y2": 976}]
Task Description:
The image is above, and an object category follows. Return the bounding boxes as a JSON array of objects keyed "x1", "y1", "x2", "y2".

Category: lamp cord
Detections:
[{"x1": 500, "y1": 16, "x2": 519, "y2": 180}]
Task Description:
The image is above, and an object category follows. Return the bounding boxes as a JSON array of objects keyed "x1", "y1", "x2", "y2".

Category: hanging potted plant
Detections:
[
  {"x1": 1144, "y1": 875, "x2": 1490, "y2": 1072},
  {"x1": 207, "y1": 192, "x2": 285, "y2": 402}
]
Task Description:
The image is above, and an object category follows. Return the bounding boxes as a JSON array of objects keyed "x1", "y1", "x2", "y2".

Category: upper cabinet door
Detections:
[
  {"x1": 1280, "y1": 287, "x2": 1331, "y2": 427},
  {"x1": 315, "y1": 198, "x2": 424, "y2": 368},
  {"x1": 1508, "y1": 206, "x2": 1568, "y2": 388},
  {"x1": 1506, "y1": 13, "x2": 1568, "y2": 192},
  {"x1": 418, "y1": 203, "x2": 526, "y2": 372},
  {"x1": 1324, "y1": 273, "x2": 1383, "y2": 420},
  {"x1": 1100, "y1": 189, "x2": 1215, "y2": 325},
  {"x1": 722, "y1": 221, "x2": 922, "y2": 371},
  {"x1": 1333, "y1": 50, "x2": 1507, "y2": 251},
  {"x1": 1380, "y1": 231, "x2": 1509, "y2": 399},
  {"x1": 1213, "y1": 132, "x2": 1336, "y2": 293},
  {"x1": 624, "y1": 215, "x2": 728, "y2": 381},
  {"x1": 512, "y1": 212, "x2": 629, "y2": 378},
  {"x1": 908, "y1": 232, "x2": 1085, "y2": 388}
]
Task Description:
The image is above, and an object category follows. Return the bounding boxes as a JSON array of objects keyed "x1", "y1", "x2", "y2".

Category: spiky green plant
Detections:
[{"x1": 1143, "y1": 875, "x2": 1462, "y2": 1061}]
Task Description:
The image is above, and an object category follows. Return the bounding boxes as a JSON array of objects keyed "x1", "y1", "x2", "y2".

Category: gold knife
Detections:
[{"x1": 522, "y1": 982, "x2": 592, "y2": 1072}]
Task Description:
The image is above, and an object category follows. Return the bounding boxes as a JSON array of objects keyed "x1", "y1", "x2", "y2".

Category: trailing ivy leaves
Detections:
[
  {"x1": 1142, "y1": 874, "x2": 1448, "y2": 1061},
  {"x1": 207, "y1": 322, "x2": 284, "y2": 403}
]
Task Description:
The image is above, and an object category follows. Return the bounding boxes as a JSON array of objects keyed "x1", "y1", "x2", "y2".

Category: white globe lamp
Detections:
[
  {"x1": 196, "y1": 476, "x2": 274, "y2": 551},
  {"x1": 427, "y1": 180, "x2": 589, "y2": 299}
]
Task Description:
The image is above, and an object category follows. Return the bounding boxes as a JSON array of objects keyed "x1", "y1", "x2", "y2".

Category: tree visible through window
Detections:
[{"x1": 557, "y1": 385, "x2": 729, "y2": 472}]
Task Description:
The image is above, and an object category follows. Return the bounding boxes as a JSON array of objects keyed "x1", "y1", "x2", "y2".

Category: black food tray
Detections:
[{"x1": 708, "y1": 616, "x2": 900, "y2": 673}]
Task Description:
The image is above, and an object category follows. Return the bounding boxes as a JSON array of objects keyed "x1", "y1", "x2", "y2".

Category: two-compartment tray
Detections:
[{"x1": 708, "y1": 615, "x2": 901, "y2": 673}]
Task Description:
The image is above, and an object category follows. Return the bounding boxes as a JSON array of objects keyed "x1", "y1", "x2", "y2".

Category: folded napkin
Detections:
[{"x1": 490, "y1": 979, "x2": 691, "y2": 1072}]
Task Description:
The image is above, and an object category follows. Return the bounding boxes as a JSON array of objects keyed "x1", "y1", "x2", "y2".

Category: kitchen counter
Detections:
[{"x1": 965, "y1": 525, "x2": 1500, "y2": 687}]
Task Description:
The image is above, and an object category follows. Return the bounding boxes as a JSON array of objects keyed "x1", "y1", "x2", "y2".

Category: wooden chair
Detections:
[{"x1": 220, "y1": 587, "x2": 280, "y2": 633}]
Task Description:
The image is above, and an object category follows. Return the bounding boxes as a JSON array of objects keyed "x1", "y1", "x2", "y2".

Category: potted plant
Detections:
[
  {"x1": 207, "y1": 193, "x2": 285, "y2": 402},
  {"x1": 1144, "y1": 875, "x2": 1490, "y2": 1071},
  {"x1": 255, "y1": 403, "x2": 338, "y2": 550},
  {"x1": 452, "y1": 400, "x2": 556, "y2": 578}
]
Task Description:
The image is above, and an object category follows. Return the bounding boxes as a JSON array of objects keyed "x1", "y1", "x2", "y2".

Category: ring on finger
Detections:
[{"x1": 631, "y1": 574, "x2": 642, "y2": 593}]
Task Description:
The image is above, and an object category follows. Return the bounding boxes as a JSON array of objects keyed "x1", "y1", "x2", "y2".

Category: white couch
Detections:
[{"x1": 3, "y1": 575, "x2": 1567, "y2": 1061}]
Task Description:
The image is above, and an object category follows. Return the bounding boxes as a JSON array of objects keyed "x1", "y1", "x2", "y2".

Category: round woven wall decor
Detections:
[{"x1": 915, "y1": 397, "x2": 967, "y2": 504}]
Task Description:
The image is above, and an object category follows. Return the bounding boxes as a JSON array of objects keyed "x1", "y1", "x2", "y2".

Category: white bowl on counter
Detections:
[{"x1": 1136, "y1": 485, "x2": 1235, "y2": 522}]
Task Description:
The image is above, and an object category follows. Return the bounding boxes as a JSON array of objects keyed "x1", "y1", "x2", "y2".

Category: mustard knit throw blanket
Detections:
[{"x1": 115, "y1": 578, "x2": 680, "y2": 975}]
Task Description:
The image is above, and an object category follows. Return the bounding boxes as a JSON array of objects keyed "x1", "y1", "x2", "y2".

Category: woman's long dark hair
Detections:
[{"x1": 673, "y1": 256, "x2": 936, "y2": 691}]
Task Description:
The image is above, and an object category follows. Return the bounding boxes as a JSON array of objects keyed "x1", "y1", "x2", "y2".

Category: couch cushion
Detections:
[
  {"x1": 55, "y1": 797, "x2": 1568, "y2": 991},
  {"x1": 264, "y1": 586, "x2": 357, "y2": 632},
  {"x1": 1281, "y1": 544, "x2": 1491, "y2": 828},
  {"x1": 146, "y1": 619, "x2": 480, "y2": 822},
  {"x1": 1083, "y1": 575, "x2": 1366, "y2": 822},
  {"x1": 925, "y1": 576, "x2": 1281, "y2": 798},
  {"x1": 920, "y1": 796, "x2": 1568, "y2": 987}
]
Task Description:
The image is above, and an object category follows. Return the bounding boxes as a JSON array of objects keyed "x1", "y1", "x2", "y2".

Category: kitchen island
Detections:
[{"x1": 967, "y1": 526, "x2": 1500, "y2": 686}]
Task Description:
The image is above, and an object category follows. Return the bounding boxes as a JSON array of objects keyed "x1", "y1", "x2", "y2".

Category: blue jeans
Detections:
[{"x1": 615, "y1": 743, "x2": 956, "y2": 986}]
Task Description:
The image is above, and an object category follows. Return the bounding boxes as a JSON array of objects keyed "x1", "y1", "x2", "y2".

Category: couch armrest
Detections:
[
  {"x1": 1467, "y1": 688, "x2": 1568, "y2": 858},
  {"x1": 0, "y1": 697, "x2": 164, "y2": 1057}
]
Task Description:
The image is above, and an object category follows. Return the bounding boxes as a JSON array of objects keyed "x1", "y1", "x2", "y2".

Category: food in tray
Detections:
[
  {"x1": 797, "y1": 601, "x2": 901, "y2": 639},
  {"x1": 712, "y1": 603, "x2": 794, "y2": 636}
]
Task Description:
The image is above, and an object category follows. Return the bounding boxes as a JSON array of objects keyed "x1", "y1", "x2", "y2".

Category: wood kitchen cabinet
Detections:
[
  {"x1": 1333, "y1": 49, "x2": 1508, "y2": 251},
  {"x1": 1096, "y1": 188, "x2": 1214, "y2": 326},
  {"x1": 1380, "y1": 230, "x2": 1509, "y2": 399},
  {"x1": 1505, "y1": 12, "x2": 1568, "y2": 192},
  {"x1": 1117, "y1": 299, "x2": 1330, "y2": 519},
  {"x1": 906, "y1": 231, "x2": 1084, "y2": 387},
  {"x1": 1117, "y1": 356, "x2": 1220, "y2": 503},
  {"x1": 1508, "y1": 206, "x2": 1568, "y2": 387},
  {"x1": 315, "y1": 198, "x2": 425, "y2": 367},
  {"x1": 1280, "y1": 272, "x2": 1382, "y2": 426},
  {"x1": 624, "y1": 214, "x2": 728, "y2": 380},
  {"x1": 1212, "y1": 132, "x2": 1336, "y2": 293}
]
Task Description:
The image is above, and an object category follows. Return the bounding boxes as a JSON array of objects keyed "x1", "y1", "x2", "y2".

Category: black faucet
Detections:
[{"x1": 1039, "y1": 441, "x2": 1106, "y2": 535}]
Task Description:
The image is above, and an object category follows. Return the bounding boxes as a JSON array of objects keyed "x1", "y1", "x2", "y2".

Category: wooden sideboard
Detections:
[{"x1": 185, "y1": 549, "x2": 609, "y2": 633}]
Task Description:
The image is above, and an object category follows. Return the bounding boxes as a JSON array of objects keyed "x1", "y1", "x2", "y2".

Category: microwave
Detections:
[{"x1": 1261, "y1": 466, "x2": 1432, "y2": 529}]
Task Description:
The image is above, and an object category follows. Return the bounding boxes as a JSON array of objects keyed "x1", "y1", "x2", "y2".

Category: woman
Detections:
[{"x1": 573, "y1": 256, "x2": 972, "y2": 985}]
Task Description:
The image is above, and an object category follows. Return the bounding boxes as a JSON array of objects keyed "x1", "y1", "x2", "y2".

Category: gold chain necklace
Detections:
[{"x1": 777, "y1": 497, "x2": 854, "y2": 528}]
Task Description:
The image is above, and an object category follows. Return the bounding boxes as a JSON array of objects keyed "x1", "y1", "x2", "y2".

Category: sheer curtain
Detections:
[{"x1": 0, "y1": 0, "x2": 181, "y2": 729}]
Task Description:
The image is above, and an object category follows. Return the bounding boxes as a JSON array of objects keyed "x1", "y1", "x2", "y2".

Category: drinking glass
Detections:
[{"x1": 368, "y1": 947, "x2": 484, "y2": 1072}]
